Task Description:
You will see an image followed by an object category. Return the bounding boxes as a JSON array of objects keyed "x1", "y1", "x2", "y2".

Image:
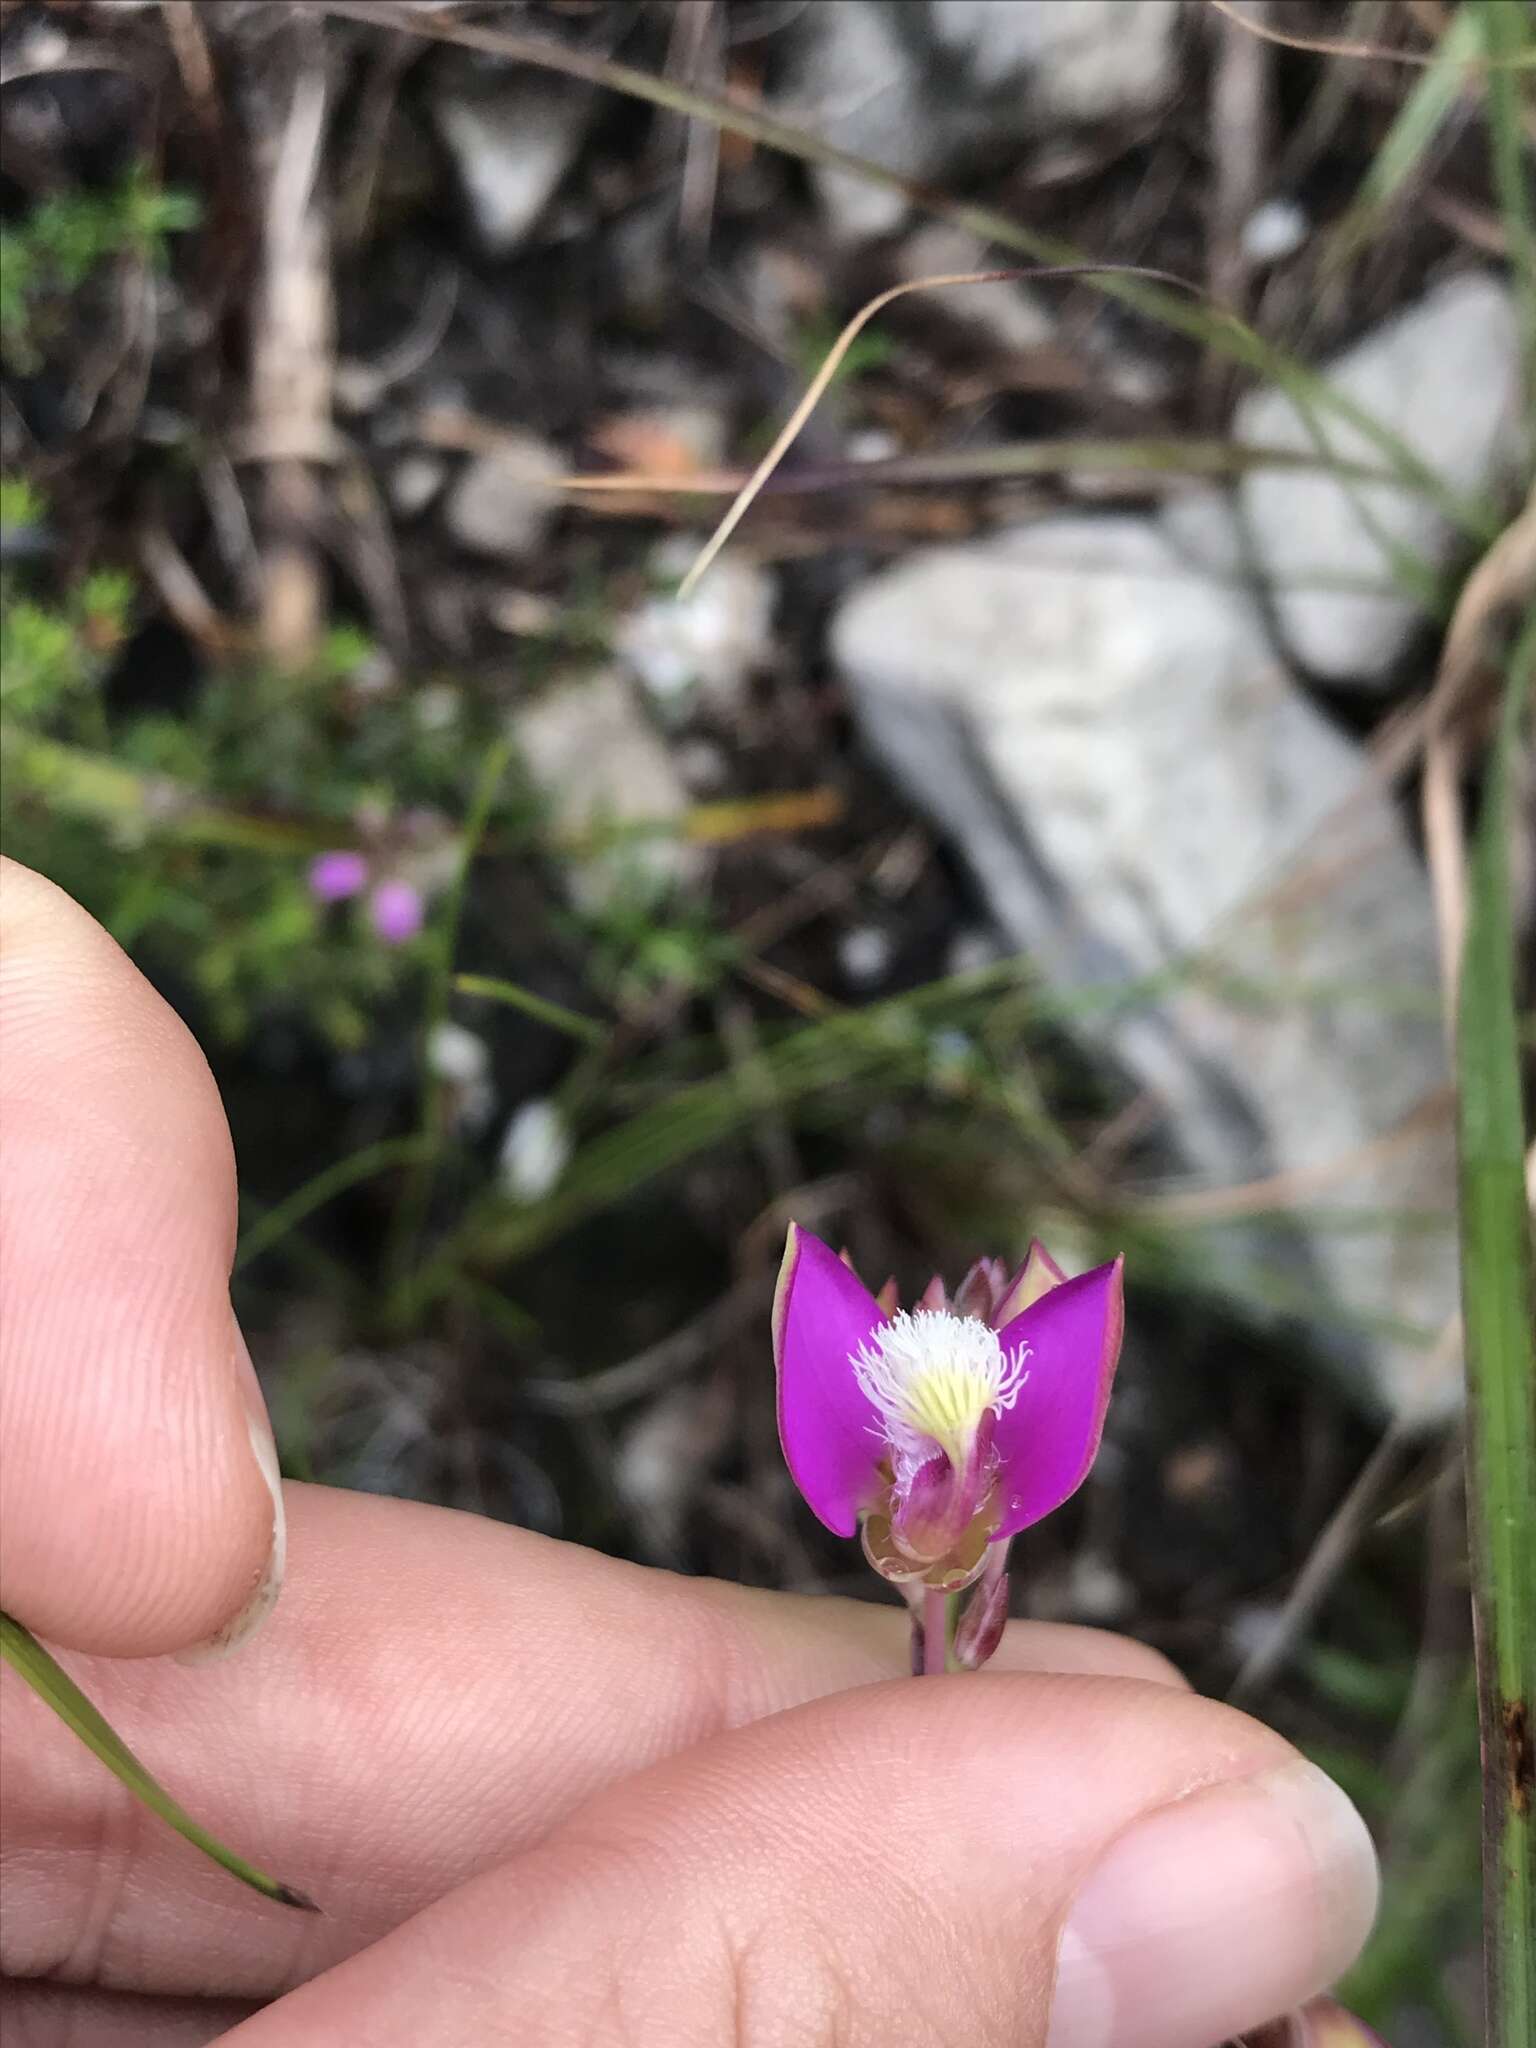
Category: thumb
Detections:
[
  {"x1": 0, "y1": 859, "x2": 282, "y2": 1659},
  {"x1": 221, "y1": 1672, "x2": 1378, "y2": 2048}
]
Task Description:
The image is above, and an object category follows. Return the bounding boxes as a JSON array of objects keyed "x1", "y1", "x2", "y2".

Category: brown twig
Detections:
[
  {"x1": 1229, "y1": 1316, "x2": 1463, "y2": 1705},
  {"x1": 247, "y1": 17, "x2": 334, "y2": 670},
  {"x1": 1420, "y1": 488, "x2": 1536, "y2": 1040},
  {"x1": 1139, "y1": 1091, "x2": 1454, "y2": 1224},
  {"x1": 1204, "y1": 0, "x2": 1271, "y2": 414}
]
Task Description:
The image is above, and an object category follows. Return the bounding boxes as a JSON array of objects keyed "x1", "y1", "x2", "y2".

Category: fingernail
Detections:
[
  {"x1": 1046, "y1": 1759, "x2": 1380, "y2": 2048},
  {"x1": 175, "y1": 1322, "x2": 287, "y2": 1665}
]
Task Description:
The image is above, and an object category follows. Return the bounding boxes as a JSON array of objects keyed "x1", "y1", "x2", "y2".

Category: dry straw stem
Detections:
[
  {"x1": 1420, "y1": 487, "x2": 1536, "y2": 1035},
  {"x1": 677, "y1": 264, "x2": 1195, "y2": 600},
  {"x1": 1205, "y1": 0, "x2": 1536, "y2": 69}
]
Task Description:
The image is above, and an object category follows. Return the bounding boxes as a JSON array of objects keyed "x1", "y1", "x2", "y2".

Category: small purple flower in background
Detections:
[
  {"x1": 773, "y1": 1224, "x2": 1123, "y2": 1672},
  {"x1": 308, "y1": 849, "x2": 370, "y2": 903},
  {"x1": 367, "y1": 877, "x2": 425, "y2": 945},
  {"x1": 307, "y1": 852, "x2": 424, "y2": 946}
]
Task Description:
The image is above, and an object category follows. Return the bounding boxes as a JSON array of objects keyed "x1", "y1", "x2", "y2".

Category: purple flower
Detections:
[
  {"x1": 773, "y1": 1226, "x2": 1123, "y2": 1590},
  {"x1": 368, "y1": 878, "x2": 425, "y2": 945},
  {"x1": 308, "y1": 849, "x2": 370, "y2": 903}
]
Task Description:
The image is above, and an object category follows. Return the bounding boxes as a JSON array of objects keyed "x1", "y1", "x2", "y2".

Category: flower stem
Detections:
[{"x1": 922, "y1": 1588, "x2": 951, "y2": 1676}]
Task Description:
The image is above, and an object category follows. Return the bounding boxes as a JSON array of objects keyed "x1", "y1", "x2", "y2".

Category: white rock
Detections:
[
  {"x1": 427, "y1": 1020, "x2": 489, "y2": 1088},
  {"x1": 834, "y1": 515, "x2": 1458, "y2": 1418},
  {"x1": 930, "y1": 0, "x2": 1177, "y2": 121},
  {"x1": 1232, "y1": 273, "x2": 1522, "y2": 684},
  {"x1": 486, "y1": 588, "x2": 559, "y2": 636},
  {"x1": 427, "y1": 1021, "x2": 495, "y2": 1131},
  {"x1": 838, "y1": 924, "x2": 894, "y2": 987},
  {"x1": 514, "y1": 669, "x2": 700, "y2": 909},
  {"x1": 779, "y1": 1, "x2": 926, "y2": 241},
  {"x1": 390, "y1": 453, "x2": 447, "y2": 516},
  {"x1": 497, "y1": 1097, "x2": 571, "y2": 1204},
  {"x1": 1241, "y1": 198, "x2": 1309, "y2": 266},
  {"x1": 431, "y1": 75, "x2": 592, "y2": 254},
  {"x1": 413, "y1": 682, "x2": 461, "y2": 732},
  {"x1": 445, "y1": 430, "x2": 562, "y2": 560},
  {"x1": 618, "y1": 544, "x2": 775, "y2": 710},
  {"x1": 777, "y1": 0, "x2": 1177, "y2": 239}
]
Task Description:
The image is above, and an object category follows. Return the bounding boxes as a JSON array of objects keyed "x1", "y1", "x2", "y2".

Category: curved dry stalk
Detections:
[
  {"x1": 676, "y1": 264, "x2": 1193, "y2": 600},
  {"x1": 1205, "y1": 0, "x2": 1536, "y2": 70}
]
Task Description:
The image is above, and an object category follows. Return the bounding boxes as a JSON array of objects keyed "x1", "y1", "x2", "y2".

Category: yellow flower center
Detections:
[{"x1": 852, "y1": 1309, "x2": 1027, "y2": 1481}]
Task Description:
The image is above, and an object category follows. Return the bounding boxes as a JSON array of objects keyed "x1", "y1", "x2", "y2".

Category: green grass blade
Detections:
[
  {"x1": 386, "y1": 736, "x2": 516, "y2": 1287},
  {"x1": 1457, "y1": 620, "x2": 1536, "y2": 2047},
  {"x1": 1480, "y1": 0, "x2": 1536, "y2": 397},
  {"x1": 234, "y1": 1133, "x2": 433, "y2": 1273},
  {"x1": 1325, "y1": 7, "x2": 1483, "y2": 277},
  {"x1": 0, "y1": 1612, "x2": 318, "y2": 1912},
  {"x1": 452, "y1": 972, "x2": 608, "y2": 1046}
]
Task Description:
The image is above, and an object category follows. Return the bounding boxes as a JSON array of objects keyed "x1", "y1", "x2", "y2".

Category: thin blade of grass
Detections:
[
  {"x1": 1324, "y1": 6, "x2": 1484, "y2": 278},
  {"x1": 386, "y1": 735, "x2": 515, "y2": 1286},
  {"x1": 1480, "y1": 0, "x2": 1536, "y2": 398},
  {"x1": 452, "y1": 972, "x2": 608, "y2": 1046},
  {"x1": 1457, "y1": 619, "x2": 1536, "y2": 2048},
  {"x1": 0, "y1": 1612, "x2": 318, "y2": 1911},
  {"x1": 234, "y1": 1133, "x2": 434, "y2": 1272}
]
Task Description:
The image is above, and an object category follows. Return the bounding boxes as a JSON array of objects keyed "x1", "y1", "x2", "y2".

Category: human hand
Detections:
[{"x1": 0, "y1": 858, "x2": 1378, "y2": 2048}]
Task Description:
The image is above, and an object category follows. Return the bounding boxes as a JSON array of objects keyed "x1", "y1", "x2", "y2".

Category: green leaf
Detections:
[
  {"x1": 1481, "y1": 0, "x2": 1536, "y2": 397},
  {"x1": 1457, "y1": 618, "x2": 1536, "y2": 2047},
  {"x1": 1325, "y1": 8, "x2": 1484, "y2": 278},
  {"x1": 0, "y1": 1611, "x2": 318, "y2": 1912}
]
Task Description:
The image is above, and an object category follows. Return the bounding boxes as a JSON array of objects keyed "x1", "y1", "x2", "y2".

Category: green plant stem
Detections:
[
  {"x1": 452, "y1": 972, "x2": 607, "y2": 1046},
  {"x1": 1480, "y1": 0, "x2": 1536, "y2": 400},
  {"x1": 921, "y1": 1590, "x2": 957, "y2": 1677},
  {"x1": 234, "y1": 1135, "x2": 433, "y2": 1273},
  {"x1": 384, "y1": 738, "x2": 514, "y2": 1296},
  {"x1": 1457, "y1": 619, "x2": 1536, "y2": 2048}
]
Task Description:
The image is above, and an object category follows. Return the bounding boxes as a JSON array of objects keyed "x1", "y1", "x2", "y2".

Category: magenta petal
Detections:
[
  {"x1": 773, "y1": 1224, "x2": 887, "y2": 1536},
  {"x1": 989, "y1": 1256, "x2": 1124, "y2": 1537},
  {"x1": 989, "y1": 1238, "x2": 1067, "y2": 1326}
]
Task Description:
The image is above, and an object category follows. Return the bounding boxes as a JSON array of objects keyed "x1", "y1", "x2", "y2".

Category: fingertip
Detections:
[{"x1": 0, "y1": 862, "x2": 280, "y2": 1657}]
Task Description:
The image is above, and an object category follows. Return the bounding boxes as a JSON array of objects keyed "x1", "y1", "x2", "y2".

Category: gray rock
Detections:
[
  {"x1": 431, "y1": 70, "x2": 592, "y2": 254},
  {"x1": 780, "y1": 1, "x2": 928, "y2": 241},
  {"x1": 389, "y1": 453, "x2": 447, "y2": 516},
  {"x1": 617, "y1": 540, "x2": 775, "y2": 712},
  {"x1": 778, "y1": 0, "x2": 1177, "y2": 240},
  {"x1": 1232, "y1": 273, "x2": 1522, "y2": 684},
  {"x1": 929, "y1": 0, "x2": 1178, "y2": 119},
  {"x1": 445, "y1": 430, "x2": 562, "y2": 560},
  {"x1": 514, "y1": 669, "x2": 700, "y2": 911},
  {"x1": 834, "y1": 515, "x2": 1457, "y2": 1418}
]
